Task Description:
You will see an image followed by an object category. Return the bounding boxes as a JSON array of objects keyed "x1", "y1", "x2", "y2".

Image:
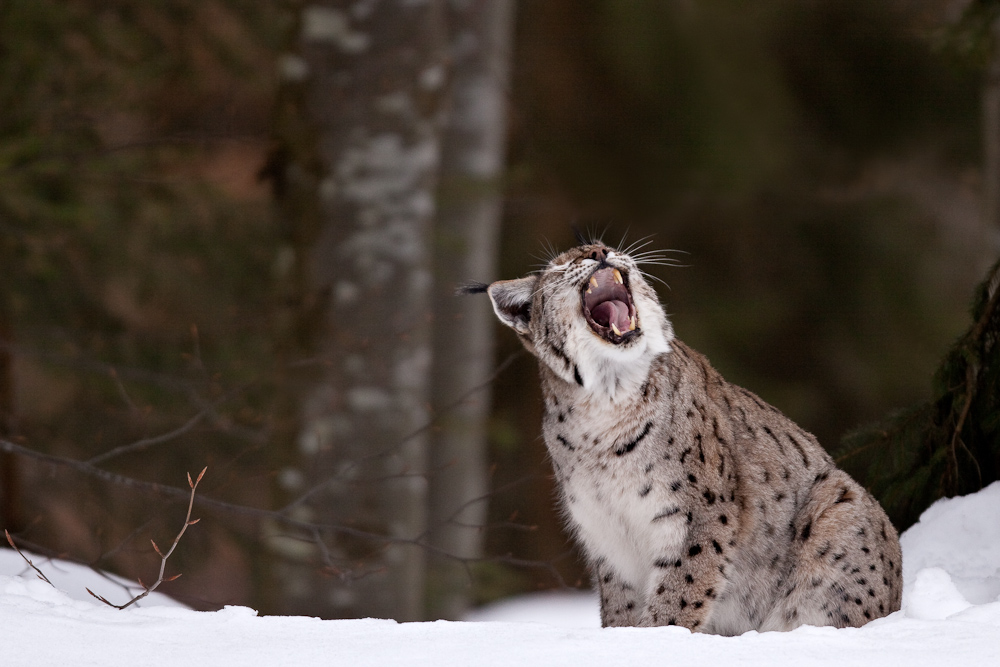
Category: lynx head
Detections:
[{"x1": 482, "y1": 243, "x2": 673, "y2": 401}]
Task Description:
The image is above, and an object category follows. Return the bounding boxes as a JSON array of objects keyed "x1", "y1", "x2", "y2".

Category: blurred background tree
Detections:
[
  {"x1": 0, "y1": 0, "x2": 996, "y2": 619},
  {"x1": 264, "y1": 0, "x2": 451, "y2": 622},
  {"x1": 0, "y1": 0, "x2": 284, "y2": 609}
]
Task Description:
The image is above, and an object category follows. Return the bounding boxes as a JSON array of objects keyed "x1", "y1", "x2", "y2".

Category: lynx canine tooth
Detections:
[
  {"x1": 613, "y1": 268, "x2": 623, "y2": 284},
  {"x1": 629, "y1": 315, "x2": 636, "y2": 331},
  {"x1": 611, "y1": 322, "x2": 622, "y2": 336},
  {"x1": 590, "y1": 276, "x2": 599, "y2": 289}
]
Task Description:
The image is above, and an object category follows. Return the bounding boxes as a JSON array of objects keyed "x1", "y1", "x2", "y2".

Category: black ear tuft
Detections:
[{"x1": 456, "y1": 281, "x2": 490, "y2": 295}]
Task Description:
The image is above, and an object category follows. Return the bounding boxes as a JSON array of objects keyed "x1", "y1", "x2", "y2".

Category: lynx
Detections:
[{"x1": 476, "y1": 241, "x2": 902, "y2": 634}]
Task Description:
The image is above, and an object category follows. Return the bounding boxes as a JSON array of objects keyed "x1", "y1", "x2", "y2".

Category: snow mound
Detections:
[
  {"x1": 900, "y1": 480, "x2": 1000, "y2": 605},
  {"x1": 904, "y1": 567, "x2": 972, "y2": 620}
]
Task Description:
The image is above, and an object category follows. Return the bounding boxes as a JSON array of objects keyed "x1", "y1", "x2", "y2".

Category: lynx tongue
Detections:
[
  {"x1": 583, "y1": 267, "x2": 636, "y2": 340},
  {"x1": 591, "y1": 299, "x2": 631, "y2": 333}
]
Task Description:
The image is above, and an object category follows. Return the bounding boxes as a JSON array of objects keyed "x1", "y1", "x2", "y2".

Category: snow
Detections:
[
  {"x1": 2, "y1": 483, "x2": 1000, "y2": 666},
  {"x1": 0, "y1": 549, "x2": 187, "y2": 609},
  {"x1": 899, "y1": 480, "x2": 1000, "y2": 605},
  {"x1": 464, "y1": 589, "x2": 601, "y2": 627}
]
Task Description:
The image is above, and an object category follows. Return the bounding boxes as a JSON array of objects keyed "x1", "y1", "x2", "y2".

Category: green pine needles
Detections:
[{"x1": 837, "y1": 256, "x2": 1000, "y2": 531}]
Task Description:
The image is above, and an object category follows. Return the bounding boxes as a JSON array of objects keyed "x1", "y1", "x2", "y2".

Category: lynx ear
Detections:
[{"x1": 487, "y1": 276, "x2": 537, "y2": 335}]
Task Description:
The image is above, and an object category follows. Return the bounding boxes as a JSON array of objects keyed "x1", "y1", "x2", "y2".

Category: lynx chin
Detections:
[{"x1": 477, "y1": 241, "x2": 902, "y2": 634}]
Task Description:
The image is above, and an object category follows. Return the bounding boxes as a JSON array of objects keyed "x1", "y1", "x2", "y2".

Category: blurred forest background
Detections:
[{"x1": 0, "y1": 0, "x2": 998, "y2": 622}]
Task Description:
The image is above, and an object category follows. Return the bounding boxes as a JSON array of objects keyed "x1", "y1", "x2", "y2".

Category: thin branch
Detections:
[
  {"x1": 181, "y1": 386, "x2": 269, "y2": 446},
  {"x1": 1, "y1": 438, "x2": 568, "y2": 591},
  {"x1": 0, "y1": 437, "x2": 410, "y2": 546},
  {"x1": 0, "y1": 340, "x2": 269, "y2": 447},
  {"x1": 88, "y1": 382, "x2": 255, "y2": 465},
  {"x1": 418, "y1": 473, "x2": 543, "y2": 541},
  {"x1": 95, "y1": 515, "x2": 163, "y2": 563},
  {"x1": 835, "y1": 434, "x2": 887, "y2": 464},
  {"x1": 87, "y1": 467, "x2": 207, "y2": 610},
  {"x1": 0, "y1": 133, "x2": 268, "y2": 175},
  {"x1": 108, "y1": 367, "x2": 140, "y2": 415},
  {"x1": 2, "y1": 439, "x2": 535, "y2": 561},
  {"x1": 4, "y1": 530, "x2": 54, "y2": 586},
  {"x1": 0, "y1": 341, "x2": 194, "y2": 393},
  {"x1": 3, "y1": 533, "x2": 188, "y2": 605},
  {"x1": 87, "y1": 408, "x2": 211, "y2": 465},
  {"x1": 282, "y1": 350, "x2": 525, "y2": 512}
]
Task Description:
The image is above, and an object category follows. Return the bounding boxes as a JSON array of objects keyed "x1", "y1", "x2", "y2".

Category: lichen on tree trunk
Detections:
[
  {"x1": 268, "y1": 0, "x2": 448, "y2": 621},
  {"x1": 426, "y1": 0, "x2": 516, "y2": 620}
]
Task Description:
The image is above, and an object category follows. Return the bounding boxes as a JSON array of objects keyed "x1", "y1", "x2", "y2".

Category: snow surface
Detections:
[
  {"x1": 899, "y1": 480, "x2": 1000, "y2": 605},
  {"x1": 0, "y1": 549, "x2": 186, "y2": 609},
  {"x1": 2, "y1": 482, "x2": 1000, "y2": 666}
]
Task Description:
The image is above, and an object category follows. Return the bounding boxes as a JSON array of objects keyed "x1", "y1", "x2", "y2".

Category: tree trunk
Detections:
[
  {"x1": 426, "y1": 0, "x2": 516, "y2": 620},
  {"x1": 268, "y1": 0, "x2": 448, "y2": 621}
]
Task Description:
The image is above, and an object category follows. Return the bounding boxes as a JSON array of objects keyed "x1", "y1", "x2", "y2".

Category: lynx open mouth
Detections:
[{"x1": 582, "y1": 266, "x2": 639, "y2": 344}]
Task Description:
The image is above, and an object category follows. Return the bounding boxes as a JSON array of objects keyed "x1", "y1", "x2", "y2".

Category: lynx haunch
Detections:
[{"x1": 481, "y1": 242, "x2": 902, "y2": 634}]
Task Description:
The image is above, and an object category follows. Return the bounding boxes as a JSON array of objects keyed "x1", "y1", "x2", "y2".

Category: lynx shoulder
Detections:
[{"x1": 483, "y1": 242, "x2": 902, "y2": 634}]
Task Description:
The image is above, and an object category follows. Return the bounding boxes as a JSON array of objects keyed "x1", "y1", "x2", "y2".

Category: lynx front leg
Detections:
[
  {"x1": 595, "y1": 560, "x2": 641, "y2": 627},
  {"x1": 641, "y1": 535, "x2": 728, "y2": 631}
]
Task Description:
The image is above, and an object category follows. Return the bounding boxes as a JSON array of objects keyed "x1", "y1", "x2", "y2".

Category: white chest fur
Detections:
[{"x1": 554, "y1": 435, "x2": 687, "y2": 590}]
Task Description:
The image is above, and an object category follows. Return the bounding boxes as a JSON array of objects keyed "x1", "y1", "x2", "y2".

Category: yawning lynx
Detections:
[{"x1": 478, "y1": 241, "x2": 902, "y2": 634}]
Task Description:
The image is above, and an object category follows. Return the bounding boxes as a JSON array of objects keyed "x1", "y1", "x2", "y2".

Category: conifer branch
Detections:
[
  {"x1": 948, "y1": 363, "x2": 983, "y2": 489},
  {"x1": 835, "y1": 256, "x2": 1000, "y2": 530},
  {"x1": 945, "y1": 259, "x2": 999, "y2": 489}
]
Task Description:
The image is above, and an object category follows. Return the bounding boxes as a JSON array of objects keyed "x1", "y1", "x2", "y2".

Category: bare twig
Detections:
[
  {"x1": 3, "y1": 340, "x2": 271, "y2": 447},
  {"x1": 0, "y1": 437, "x2": 527, "y2": 554},
  {"x1": 0, "y1": 439, "x2": 568, "y2": 590},
  {"x1": 282, "y1": 350, "x2": 525, "y2": 512},
  {"x1": 0, "y1": 333, "x2": 563, "y2": 594},
  {"x1": 0, "y1": 437, "x2": 398, "y2": 544},
  {"x1": 4, "y1": 530, "x2": 54, "y2": 586},
  {"x1": 89, "y1": 378, "x2": 254, "y2": 466},
  {"x1": 108, "y1": 367, "x2": 140, "y2": 415},
  {"x1": 87, "y1": 409, "x2": 212, "y2": 465},
  {"x1": 2, "y1": 532, "x2": 188, "y2": 606},
  {"x1": 87, "y1": 467, "x2": 207, "y2": 610}
]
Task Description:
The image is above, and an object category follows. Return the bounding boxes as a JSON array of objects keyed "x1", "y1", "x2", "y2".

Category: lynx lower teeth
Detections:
[
  {"x1": 629, "y1": 315, "x2": 636, "y2": 331},
  {"x1": 611, "y1": 322, "x2": 622, "y2": 336},
  {"x1": 613, "y1": 269, "x2": 623, "y2": 284}
]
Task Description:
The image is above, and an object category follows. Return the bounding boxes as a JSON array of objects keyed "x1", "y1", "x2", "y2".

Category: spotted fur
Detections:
[{"x1": 485, "y1": 243, "x2": 902, "y2": 634}]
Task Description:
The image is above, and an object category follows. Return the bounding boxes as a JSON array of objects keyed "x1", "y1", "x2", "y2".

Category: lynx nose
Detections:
[{"x1": 588, "y1": 247, "x2": 608, "y2": 262}]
